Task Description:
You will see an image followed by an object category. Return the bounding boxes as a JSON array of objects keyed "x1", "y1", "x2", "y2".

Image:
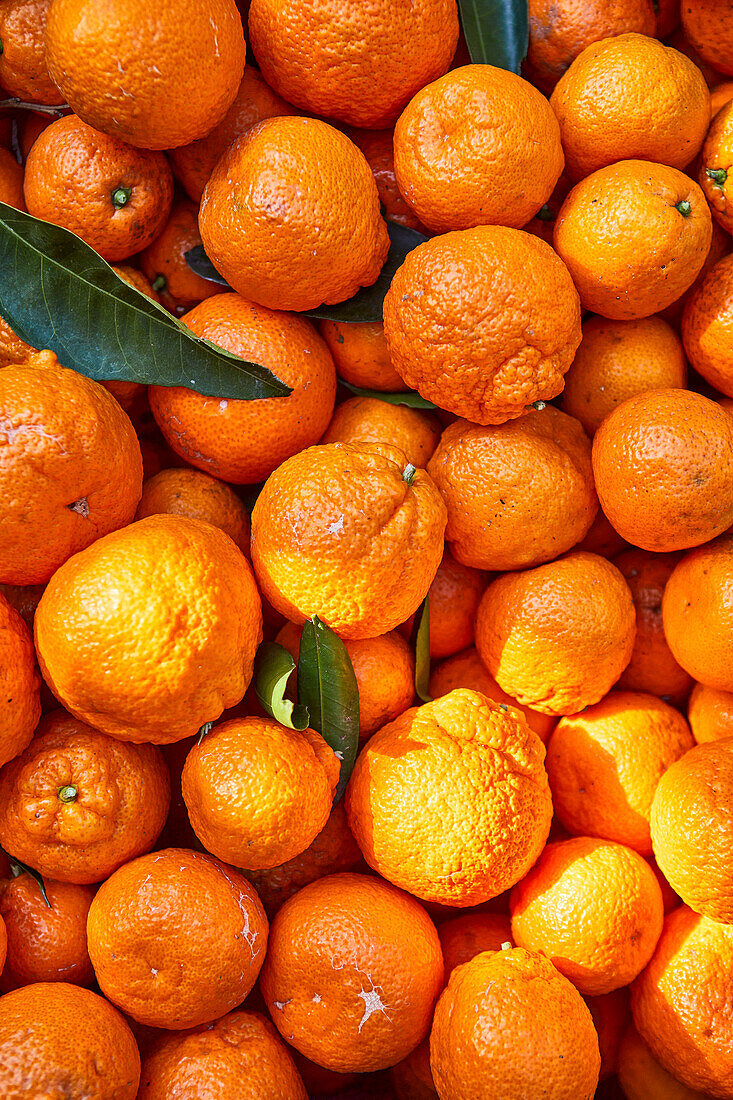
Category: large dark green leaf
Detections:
[
  {"x1": 458, "y1": 0, "x2": 529, "y2": 73},
  {"x1": 0, "y1": 202, "x2": 291, "y2": 400},
  {"x1": 184, "y1": 245, "x2": 231, "y2": 288},
  {"x1": 254, "y1": 642, "x2": 310, "y2": 731},
  {"x1": 341, "y1": 382, "x2": 438, "y2": 410},
  {"x1": 297, "y1": 616, "x2": 359, "y2": 801},
  {"x1": 412, "y1": 596, "x2": 432, "y2": 703}
]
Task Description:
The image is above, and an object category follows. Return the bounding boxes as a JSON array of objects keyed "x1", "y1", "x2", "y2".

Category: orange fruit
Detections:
[
  {"x1": 554, "y1": 160, "x2": 712, "y2": 319},
  {"x1": 711, "y1": 80, "x2": 733, "y2": 115},
  {"x1": 149, "y1": 294, "x2": 336, "y2": 485},
  {"x1": 346, "y1": 689, "x2": 553, "y2": 906},
  {"x1": 393, "y1": 65, "x2": 564, "y2": 233},
  {"x1": 276, "y1": 621, "x2": 415, "y2": 740},
  {"x1": 199, "y1": 117, "x2": 389, "y2": 312},
  {"x1": 588, "y1": 989, "x2": 630, "y2": 1082},
  {"x1": 321, "y1": 396, "x2": 441, "y2": 468},
  {"x1": 260, "y1": 872, "x2": 443, "y2": 1072},
  {"x1": 651, "y1": 739, "x2": 733, "y2": 924},
  {"x1": 680, "y1": 0, "x2": 733, "y2": 77},
  {"x1": 0, "y1": 590, "x2": 40, "y2": 769},
  {"x1": 576, "y1": 506, "x2": 631, "y2": 558},
  {"x1": 631, "y1": 905, "x2": 733, "y2": 1096},
  {"x1": 398, "y1": 547, "x2": 486, "y2": 661},
  {"x1": 24, "y1": 115, "x2": 174, "y2": 261},
  {"x1": 18, "y1": 110, "x2": 53, "y2": 159},
  {"x1": 0, "y1": 873, "x2": 94, "y2": 989},
  {"x1": 46, "y1": 0, "x2": 246, "y2": 149},
  {"x1": 251, "y1": 442, "x2": 446, "y2": 639},
  {"x1": 438, "y1": 912, "x2": 513, "y2": 972},
  {"x1": 383, "y1": 226, "x2": 582, "y2": 424},
  {"x1": 475, "y1": 551, "x2": 636, "y2": 716},
  {"x1": 138, "y1": 200, "x2": 219, "y2": 310},
  {"x1": 137, "y1": 1009, "x2": 307, "y2": 1099},
  {"x1": 546, "y1": 691, "x2": 694, "y2": 855},
  {"x1": 87, "y1": 848, "x2": 268, "y2": 1028},
  {"x1": 511, "y1": 837, "x2": 664, "y2": 995},
  {"x1": 592, "y1": 389, "x2": 733, "y2": 552},
  {"x1": 248, "y1": 0, "x2": 459, "y2": 129},
  {"x1": 0, "y1": 582, "x2": 43, "y2": 631},
  {"x1": 0, "y1": 0, "x2": 64, "y2": 104},
  {"x1": 427, "y1": 407, "x2": 597, "y2": 571},
  {"x1": 688, "y1": 683, "x2": 733, "y2": 744},
  {"x1": 0, "y1": 146, "x2": 24, "y2": 209},
  {"x1": 430, "y1": 946, "x2": 601, "y2": 1099},
  {"x1": 662, "y1": 215, "x2": 732, "y2": 327},
  {"x1": 615, "y1": 549, "x2": 694, "y2": 704},
  {"x1": 699, "y1": 101, "x2": 733, "y2": 234},
  {"x1": 318, "y1": 320, "x2": 405, "y2": 391},
  {"x1": 350, "y1": 128, "x2": 429, "y2": 232},
  {"x1": 526, "y1": 0, "x2": 655, "y2": 91},
  {"x1": 0, "y1": 349, "x2": 143, "y2": 586},
  {"x1": 135, "y1": 467, "x2": 251, "y2": 556},
  {"x1": 182, "y1": 716, "x2": 337, "y2": 869},
  {"x1": 0, "y1": 311, "x2": 33, "y2": 366},
  {"x1": 550, "y1": 34, "x2": 710, "y2": 181},
  {"x1": 617, "y1": 1024, "x2": 713, "y2": 1100},
  {"x1": 560, "y1": 315, "x2": 688, "y2": 437},
  {"x1": 0, "y1": 982, "x2": 140, "y2": 1098},
  {"x1": 168, "y1": 66, "x2": 296, "y2": 203},
  {"x1": 682, "y1": 253, "x2": 733, "y2": 397},
  {"x1": 243, "y1": 802, "x2": 361, "y2": 917},
  {"x1": 35, "y1": 515, "x2": 262, "y2": 744},
  {"x1": 0, "y1": 710, "x2": 170, "y2": 884},
  {"x1": 428, "y1": 647, "x2": 556, "y2": 743}
]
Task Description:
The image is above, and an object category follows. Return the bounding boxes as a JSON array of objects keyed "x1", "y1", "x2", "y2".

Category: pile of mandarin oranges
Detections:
[{"x1": 1, "y1": 0, "x2": 733, "y2": 1097}]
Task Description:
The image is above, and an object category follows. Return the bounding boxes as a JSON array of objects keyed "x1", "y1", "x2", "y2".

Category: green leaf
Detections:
[
  {"x1": 458, "y1": 0, "x2": 529, "y2": 73},
  {"x1": 341, "y1": 382, "x2": 439, "y2": 410},
  {"x1": 184, "y1": 245, "x2": 232, "y2": 288},
  {"x1": 7, "y1": 854, "x2": 52, "y2": 908},
  {"x1": 0, "y1": 201, "x2": 291, "y2": 400},
  {"x1": 255, "y1": 642, "x2": 310, "y2": 731},
  {"x1": 412, "y1": 596, "x2": 432, "y2": 703},
  {"x1": 297, "y1": 616, "x2": 359, "y2": 802}
]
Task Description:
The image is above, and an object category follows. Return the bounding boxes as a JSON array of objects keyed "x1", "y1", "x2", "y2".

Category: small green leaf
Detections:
[
  {"x1": 297, "y1": 616, "x2": 359, "y2": 801},
  {"x1": 255, "y1": 642, "x2": 310, "y2": 731},
  {"x1": 196, "y1": 721, "x2": 213, "y2": 746},
  {"x1": 458, "y1": 0, "x2": 529, "y2": 72},
  {"x1": 184, "y1": 245, "x2": 232, "y2": 288},
  {"x1": 412, "y1": 596, "x2": 432, "y2": 704},
  {"x1": 0, "y1": 201, "x2": 291, "y2": 400},
  {"x1": 340, "y1": 382, "x2": 439, "y2": 410},
  {"x1": 6, "y1": 854, "x2": 52, "y2": 908}
]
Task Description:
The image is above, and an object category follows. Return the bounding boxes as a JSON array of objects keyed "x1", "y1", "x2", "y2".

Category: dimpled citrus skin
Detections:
[
  {"x1": 138, "y1": 200, "x2": 219, "y2": 309},
  {"x1": 345, "y1": 689, "x2": 553, "y2": 906},
  {"x1": 248, "y1": 0, "x2": 459, "y2": 130},
  {"x1": 615, "y1": 549, "x2": 694, "y2": 704},
  {"x1": 0, "y1": 148, "x2": 24, "y2": 210},
  {"x1": 0, "y1": 875, "x2": 95, "y2": 990},
  {"x1": 199, "y1": 117, "x2": 389, "y2": 312},
  {"x1": 663, "y1": 533, "x2": 733, "y2": 693},
  {"x1": 0, "y1": 983, "x2": 140, "y2": 1098},
  {"x1": 136, "y1": 468, "x2": 250, "y2": 555},
  {"x1": 682, "y1": 254, "x2": 733, "y2": 397},
  {"x1": 689, "y1": 683, "x2": 733, "y2": 744},
  {"x1": 681, "y1": 0, "x2": 733, "y2": 77},
  {"x1": 46, "y1": 0, "x2": 245, "y2": 149},
  {"x1": 699, "y1": 101, "x2": 733, "y2": 234},
  {"x1": 511, "y1": 838, "x2": 664, "y2": 995},
  {"x1": 427, "y1": 407, "x2": 597, "y2": 572},
  {"x1": 169, "y1": 67, "x2": 297, "y2": 204},
  {"x1": 0, "y1": 592, "x2": 40, "y2": 770},
  {"x1": 0, "y1": 711, "x2": 170, "y2": 884},
  {"x1": 438, "y1": 912, "x2": 514, "y2": 972},
  {"x1": 318, "y1": 320, "x2": 404, "y2": 391},
  {"x1": 0, "y1": 350, "x2": 143, "y2": 586},
  {"x1": 651, "y1": 740, "x2": 733, "y2": 925},
  {"x1": 592, "y1": 390, "x2": 733, "y2": 553},
  {"x1": 382, "y1": 227, "x2": 581, "y2": 425},
  {"x1": 0, "y1": 313, "x2": 33, "y2": 367},
  {"x1": 547, "y1": 692, "x2": 694, "y2": 855},
  {"x1": 560, "y1": 315, "x2": 688, "y2": 437},
  {"x1": 526, "y1": 0, "x2": 655, "y2": 92},
  {"x1": 631, "y1": 906, "x2": 733, "y2": 1097},
  {"x1": 321, "y1": 397, "x2": 441, "y2": 468},
  {"x1": 24, "y1": 115, "x2": 174, "y2": 261},
  {"x1": 137, "y1": 1010, "x2": 307, "y2": 1100},
  {"x1": 617, "y1": 1025, "x2": 712, "y2": 1100},
  {"x1": 550, "y1": 34, "x2": 710, "y2": 182},
  {"x1": 0, "y1": 0, "x2": 65, "y2": 104},
  {"x1": 182, "y1": 717, "x2": 338, "y2": 870},
  {"x1": 251, "y1": 443, "x2": 446, "y2": 639},
  {"x1": 87, "y1": 848, "x2": 268, "y2": 1029},
  {"x1": 400, "y1": 546, "x2": 487, "y2": 660},
  {"x1": 350, "y1": 128, "x2": 429, "y2": 232},
  {"x1": 149, "y1": 294, "x2": 335, "y2": 485},
  {"x1": 34, "y1": 515, "x2": 262, "y2": 744},
  {"x1": 554, "y1": 160, "x2": 712, "y2": 319},
  {"x1": 261, "y1": 872, "x2": 444, "y2": 1073},
  {"x1": 430, "y1": 947, "x2": 601, "y2": 1100},
  {"x1": 475, "y1": 551, "x2": 636, "y2": 716},
  {"x1": 393, "y1": 64, "x2": 564, "y2": 233}
]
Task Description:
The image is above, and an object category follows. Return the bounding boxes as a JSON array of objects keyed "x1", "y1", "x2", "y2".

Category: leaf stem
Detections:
[{"x1": 0, "y1": 98, "x2": 69, "y2": 117}]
